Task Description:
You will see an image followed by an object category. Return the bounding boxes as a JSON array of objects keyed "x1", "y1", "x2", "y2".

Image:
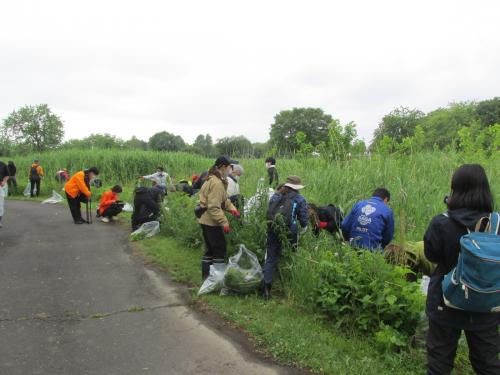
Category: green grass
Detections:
[{"x1": 135, "y1": 236, "x2": 429, "y2": 374}]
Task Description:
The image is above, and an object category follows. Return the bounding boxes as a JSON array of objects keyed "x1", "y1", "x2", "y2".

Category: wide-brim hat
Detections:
[{"x1": 284, "y1": 175, "x2": 305, "y2": 190}]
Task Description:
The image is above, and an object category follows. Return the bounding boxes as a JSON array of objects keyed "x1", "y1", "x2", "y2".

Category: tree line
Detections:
[{"x1": 1, "y1": 98, "x2": 499, "y2": 158}]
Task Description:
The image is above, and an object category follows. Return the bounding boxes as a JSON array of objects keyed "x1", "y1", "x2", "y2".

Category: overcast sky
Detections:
[{"x1": 1, "y1": 1, "x2": 499, "y2": 144}]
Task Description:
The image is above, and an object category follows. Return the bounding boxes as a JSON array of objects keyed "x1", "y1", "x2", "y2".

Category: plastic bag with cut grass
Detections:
[
  {"x1": 23, "y1": 182, "x2": 36, "y2": 197},
  {"x1": 198, "y1": 263, "x2": 227, "y2": 296},
  {"x1": 41, "y1": 190, "x2": 64, "y2": 204},
  {"x1": 221, "y1": 245, "x2": 263, "y2": 295},
  {"x1": 130, "y1": 221, "x2": 160, "y2": 241}
]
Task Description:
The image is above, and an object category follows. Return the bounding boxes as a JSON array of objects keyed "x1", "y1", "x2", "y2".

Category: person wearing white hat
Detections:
[{"x1": 263, "y1": 176, "x2": 309, "y2": 299}]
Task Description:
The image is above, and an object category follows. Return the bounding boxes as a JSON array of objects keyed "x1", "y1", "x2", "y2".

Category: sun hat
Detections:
[{"x1": 284, "y1": 175, "x2": 305, "y2": 190}]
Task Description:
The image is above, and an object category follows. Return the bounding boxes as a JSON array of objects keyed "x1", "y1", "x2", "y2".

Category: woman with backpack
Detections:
[
  {"x1": 262, "y1": 176, "x2": 309, "y2": 299},
  {"x1": 424, "y1": 164, "x2": 500, "y2": 374},
  {"x1": 197, "y1": 156, "x2": 240, "y2": 280}
]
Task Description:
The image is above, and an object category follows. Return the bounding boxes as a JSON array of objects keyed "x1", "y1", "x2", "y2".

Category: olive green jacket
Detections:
[{"x1": 198, "y1": 175, "x2": 236, "y2": 227}]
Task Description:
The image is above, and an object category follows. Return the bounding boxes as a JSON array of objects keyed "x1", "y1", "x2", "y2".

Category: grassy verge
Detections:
[{"x1": 135, "y1": 235, "x2": 432, "y2": 375}]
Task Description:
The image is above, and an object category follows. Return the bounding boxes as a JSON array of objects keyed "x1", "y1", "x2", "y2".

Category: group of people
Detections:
[
  {"x1": 194, "y1": 156, "x2": 499, "y2": 374},
  {"x1": 1, "y1": 155, "x2": 498, "y2": 373}
]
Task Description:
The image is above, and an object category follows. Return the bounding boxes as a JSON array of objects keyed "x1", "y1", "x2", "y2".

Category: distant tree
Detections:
[
  {"x1": 124, "y1": 136, "x2": 148, "y2": 150},
  {"x1": 372, "y1": 107, "x2": 424, "y2": 145},
  {"x1": 215, "y1": 136, "x2": 252, "y2": 157},
  {"x1": 419, "y1": 102, "x2": 477, "y2": 149},
  {"x1": 86, "y1": 133, "x2": 124, "y2": 149},
  {"x1": 319, "y1": 120, "x2": 361, "y2": 160},
  {"x1": 251, "y1": 142, "x2": 269, "y2": 158},
  {"x1": 193, "y1": 134, "x2": 214, "y2": 156},
  {"x1": 476, "y1": 97, "x2": 500, "y2": 127},
  {"x1": 270, "y1": 108, "x2": 332, "y2": 153},
  {"x1": 149, "y1": 131, "x2": 186, "y2": 152},
  {"x1": 1, "y1": 104, "x2": 64, "y2": 152}
]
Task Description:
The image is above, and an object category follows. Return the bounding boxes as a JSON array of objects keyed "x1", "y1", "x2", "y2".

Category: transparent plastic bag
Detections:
[
  {"x1": 41, "y1": 190, "x2": 64, "y2": 204},
  {"x1": 243, "y1": 188, "x2": 274, "y2": 218},
  {"x1": 198, "y1": 263, "x2": 227, "y2": 296},
  {"x1": 221, "y1": 245, "x2": 263, "y2": 295},
  {"x1": 122, "y1": 202, "x2": 133, "y2": 212},
  {"x1": 130, "y1": 221, "x2": 160, "y2": 241},
  {"x1": 23, "y1": 182, "x2": 36, "y2": 197}
]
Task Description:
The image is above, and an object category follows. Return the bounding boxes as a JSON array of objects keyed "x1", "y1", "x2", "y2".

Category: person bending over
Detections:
[
  {"x1": 64, "y1": 167, "x2": 99, "y2": 224},
  {"x1": 98, "y1": 185, "x2": 124, "y2": 223}
]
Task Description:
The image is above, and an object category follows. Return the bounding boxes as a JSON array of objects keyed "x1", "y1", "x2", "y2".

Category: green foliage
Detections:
[
  {"x1": 148, "y1": 131, "x2": 186, "y2": 152},
  {"x1": 192, "y1": 134, "x2": 214, "y2": 157},
  {"x1": 373, "y1": 107, "x2": 424, "y2": 145},
  {"x1": 314, "y1": 246, "x2": 424, "y2": 344},
  {"x1": 63, "y1": 133, "x2": 125, "y2": 149},
  {"x1": 318, "y1": 120, "x2": 361, "y2": 160},
  {"x1": 124, "y1": 136, "x2": 148, "y2": 150},
  {"x1": 215, "y1": 135, "x2": 253, "y2": 158},
  {"x1": 476, "y1": 97, "x2": 500, "y2": 127},
  {"x1": 1, "y1": 104, "x2": 64, "y2": 152},
  {"x1": 270, "y1": 107, "x2": 332, "y2": 153}
]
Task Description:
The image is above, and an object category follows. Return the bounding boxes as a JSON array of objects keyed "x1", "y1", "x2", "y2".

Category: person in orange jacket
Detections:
[
  {"x1": 64, "y1": 167, "x2": 99, "y2": 224},
  {"x1": 98, "y1": 185, "x2": 124, "y2": 223}
]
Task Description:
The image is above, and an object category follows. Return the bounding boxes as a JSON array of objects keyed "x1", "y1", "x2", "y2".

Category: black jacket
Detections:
[
  {"x1": 314, "y1": 204, "x2": 344, "y2": 235},
  {"x1": 424, "y1": 208, "x2": 500, "y2": 331},
  {"x1": 7, "y1": 162, "x2": 16, "y2": 176},
  {"x1": 267, "y1": 167, "x2": 278, "y2": 187}
]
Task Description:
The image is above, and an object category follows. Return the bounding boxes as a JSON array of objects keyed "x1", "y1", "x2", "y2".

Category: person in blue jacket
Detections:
[
  {"x1": 341, "y1": 188, "x2": 394, "y2": 251},
  {"x1": 263, "y1": 176, "x2": 309, "y2": 299}
]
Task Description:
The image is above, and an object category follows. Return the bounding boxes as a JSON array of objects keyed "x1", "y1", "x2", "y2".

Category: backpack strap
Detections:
[
  {"x1": 489, "y1": 212, "x2": 500, "y2": 235},
  {"x1": 474, "y1": 216, "x2": 491, "y2": 233}
]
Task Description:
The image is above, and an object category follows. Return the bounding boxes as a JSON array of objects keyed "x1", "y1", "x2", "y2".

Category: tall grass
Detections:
[{"x1": 11, "y1": 149, "x2": 499, "y2": 241}]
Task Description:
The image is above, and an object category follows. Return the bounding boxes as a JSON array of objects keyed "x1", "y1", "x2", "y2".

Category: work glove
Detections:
[
  {"x1": 230, "y1": 210, "x2": 241, "y2": 218},
  {"x1": 318, "y1": 221, "x2": 329, "y2": 229},
  {"x1": 223, "y1": 225, "x2": 231, "y2": 234}
]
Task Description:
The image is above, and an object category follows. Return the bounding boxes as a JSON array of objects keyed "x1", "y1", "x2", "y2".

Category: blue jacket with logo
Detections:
[{"x1": 341, "y1": 196, "x2": 394, "y2": 251}]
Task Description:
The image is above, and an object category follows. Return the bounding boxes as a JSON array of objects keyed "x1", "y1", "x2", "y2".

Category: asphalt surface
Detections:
[{"x1": 0, "y1": 200, "x2": 299, "y2": 375}]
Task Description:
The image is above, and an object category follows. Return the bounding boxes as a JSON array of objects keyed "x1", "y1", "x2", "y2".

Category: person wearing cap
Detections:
[
  {"x1": 29, "y1": 159, "x2": 44, "y2": 197},
  {"x1": 98, "y1": 185, "x2": 124, "y2": 223},
  {"x1": 265, "y1": 157, "x2": 279, "y2": 189},
  {"x1": 262, "y1": 176, "x2": 309, "y2": 299},
  {"x1": 197, "y1": 156, "x2": 241, "y2": 280},
  {"x1": 341, "y1": 188, "x2": 394, "y2": 251},
  {"x1": 140, "y1": 166, "x2": 171, "y2": 189},
  {"x1": 227, "y1": 163, "x2": 244, "y2": 209},
  {"x1": 64, "y1": 167, "x2": 99, "y2": 224}
]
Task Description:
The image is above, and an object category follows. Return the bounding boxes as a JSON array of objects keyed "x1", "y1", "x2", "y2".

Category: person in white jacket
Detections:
[
  {"x1": 227, "y1": 163, "x2": 244, "y2": 209},
  {"x1": 141, "y1": 166, "x2": 171, "y2": 189}
]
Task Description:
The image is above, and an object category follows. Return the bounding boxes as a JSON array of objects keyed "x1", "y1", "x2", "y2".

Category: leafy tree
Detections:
[
  {"x1": 215, "y1": 136, "x2": 252, "y2": 157},
  {"x1": 192, "y1": 134, "x2": 214, "y2": 157},
  {"x1": 148, "y1": 131, "x2": 186, "y2": 152},
  {"x1": 476, "y1": 97, "x2": 500, "y2": 127},
  {"x1": 251, "y1": 142, "x2": 269, "y2": 158},
  {"x1": 270, "y1": 108, "x2": 332, "y2": 153},
  {"x1": 372, "y1": 107, "x2": 424, "y2": 145},
  {"x1": 124, "y1": 136, "x2": 148, "y2": 150},
  {"x1": 318, "y1": 120, "x2": 360, "y2": 160},
  {"x1": 419, "y1": 102, "x2": 477, "y2": 149},
  {"x1": 62, "y1": 133, "x2": 124, "y2": 149},
  {"x1": 1, "y1": 104, "x2": 64, "y2": 152}
]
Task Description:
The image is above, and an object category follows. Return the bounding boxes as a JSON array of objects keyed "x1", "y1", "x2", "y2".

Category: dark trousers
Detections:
[
  {"x1": 66, "y1": 193, "x2": 88, "y2": 222},
  {"x1": 263, "y1": 229, "x2": 298, "y2": 284},
  {"x1": 30, "y1": 178, "x2": 40, "y2": 197},
  {"x1": 200, "y1": 224, "x2": 227, "y2": 279},
  {"x1": 7, "y1": 176, "x2": 17, "y2": 194},
  {"x1": 427, "y1": 319, "x2": 500, "y2": 375},
  {"x1": 131, "y1": 195, "x2": 159, "y2": 230},
  {"x1": 101, "y1": 203, "x2": 123, "y2": 218}
]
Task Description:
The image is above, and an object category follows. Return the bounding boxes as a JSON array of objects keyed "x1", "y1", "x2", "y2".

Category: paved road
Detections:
[{"x1": 0, "y1": 201, "x2": 298, "y2": 375}]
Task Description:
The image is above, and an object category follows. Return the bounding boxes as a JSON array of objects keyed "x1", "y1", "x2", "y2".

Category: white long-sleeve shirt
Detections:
[
  {"x1": 227, "y1": 176, "x2": 240, "y2": 197},
  {"x1": 143, "y1": 172, "x2": 171, "y2": 187}
]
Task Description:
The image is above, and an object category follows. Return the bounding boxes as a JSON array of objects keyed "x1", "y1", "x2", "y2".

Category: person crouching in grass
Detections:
[
  {"x1": 98, "y1": 185, "x2": 124, "y2": 223},
  {"x1": 64, "y1": 167, "x2": 99, "y2": 224}
]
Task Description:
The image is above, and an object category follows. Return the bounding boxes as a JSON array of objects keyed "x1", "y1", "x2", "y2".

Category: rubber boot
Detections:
[
  {"x1": 202, "y1": 262, "x2": 211, "y2": 281},
  {"x1": 263, "y1": 283, "x2": 272, "y2": 300}
]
